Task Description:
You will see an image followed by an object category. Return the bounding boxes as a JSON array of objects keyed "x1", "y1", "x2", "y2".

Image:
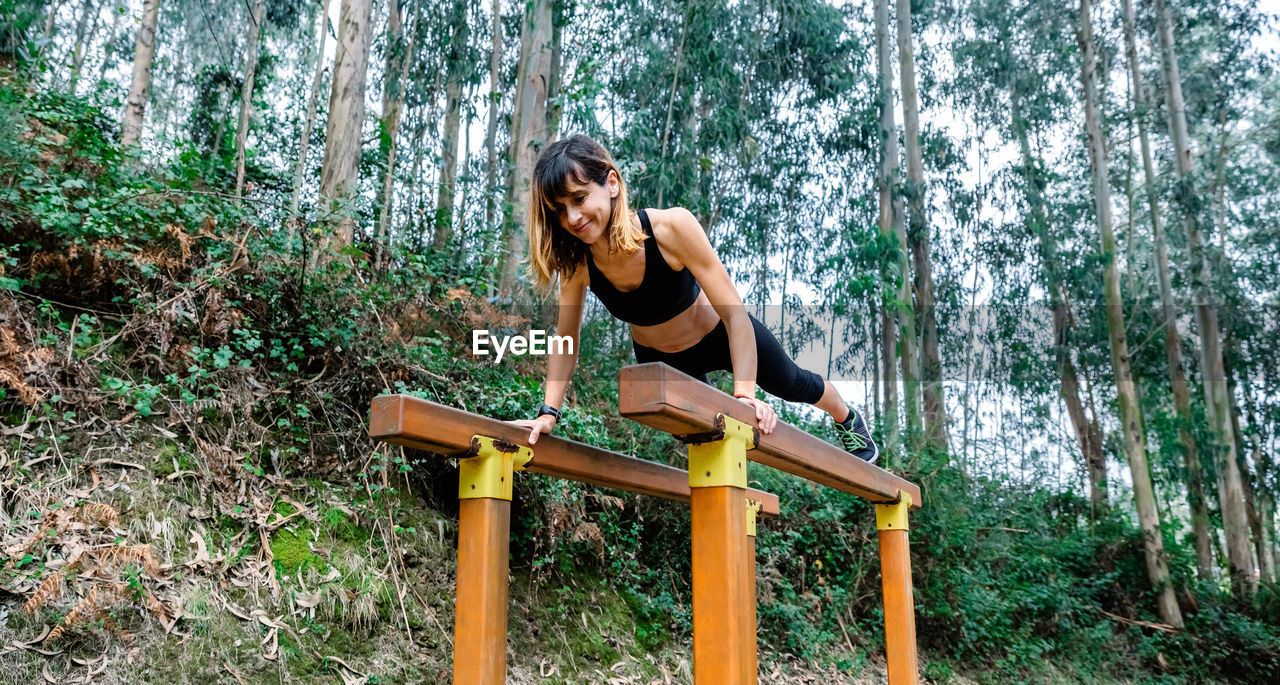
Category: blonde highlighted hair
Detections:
[{"x1": 525, "y1": 134, "x2": 645, "y2": 294}]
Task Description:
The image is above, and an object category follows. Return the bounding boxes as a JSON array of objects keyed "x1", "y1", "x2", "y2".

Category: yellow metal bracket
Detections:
[
  {"x1": 459, "y1": 436, "x2": 533, "y2": 500},
  {"x1": 875, "y1": 491, "x2": 913, "y2": 532},
  {"x1": 745, "y1": 499, "x2": 763, "y2": 537},
  {"x1": 688, "y1": 414, "x2": 756, "y2": 489}
]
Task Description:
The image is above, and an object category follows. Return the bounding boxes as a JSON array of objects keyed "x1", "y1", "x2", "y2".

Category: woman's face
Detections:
[{"x1": 552, "y1": 169, "x2": 618, "y2": 245}]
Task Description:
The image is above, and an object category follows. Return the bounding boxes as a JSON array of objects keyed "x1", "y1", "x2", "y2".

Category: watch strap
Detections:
[{"x1": 536, "y1": 403, "x2": 562, "y2": 422}]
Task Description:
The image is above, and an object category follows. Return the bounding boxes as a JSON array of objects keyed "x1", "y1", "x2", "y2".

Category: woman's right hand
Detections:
[{"x1": 508, "y1": 414, "x2": 557, "y2": 445}]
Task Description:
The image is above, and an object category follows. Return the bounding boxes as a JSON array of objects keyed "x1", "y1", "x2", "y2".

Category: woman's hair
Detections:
[{"x1": 526, "y1": 133, "x2": 644, "y2": 293}]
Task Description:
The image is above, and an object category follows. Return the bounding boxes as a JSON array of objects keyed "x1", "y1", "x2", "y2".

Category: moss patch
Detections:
[
  {"x1": 270, "y1": 527, "x2": 324, "y2": 574},
  {"x1": 322, "y1": 508, "x2": 368, "y2": 542},
  {"x1": 153, "y1": 443, "x2": 196, "y2": 477}
]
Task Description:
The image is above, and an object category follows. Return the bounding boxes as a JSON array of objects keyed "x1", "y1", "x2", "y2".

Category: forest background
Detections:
[{"x1": 1, "y1": 0, "x2": 1279, "y2": 682}]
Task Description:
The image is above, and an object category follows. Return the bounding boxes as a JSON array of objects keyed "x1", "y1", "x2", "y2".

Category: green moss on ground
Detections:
[{"x1": 270, "y1": 527, "x2": 325, "y2": 574}]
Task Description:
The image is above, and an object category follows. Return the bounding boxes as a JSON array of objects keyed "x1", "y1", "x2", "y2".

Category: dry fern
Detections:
[
  {"x1": 46, "y1": 584, "x2": 125, "y2": 643},
  {"x1": 75, "y1": 502, "x2": 121, "y2": 528},
  {"x1": 94, "y1": 544, "x2": 161, "y2": 575},
  {"x1": 24, "y1": 569, "x2": 65, "y2": 615}
]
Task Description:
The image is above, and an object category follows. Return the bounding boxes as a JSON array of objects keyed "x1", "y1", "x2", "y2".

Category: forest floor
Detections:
[{"x1": 0, "y1": 432, "x2": 955, "y2": 685}]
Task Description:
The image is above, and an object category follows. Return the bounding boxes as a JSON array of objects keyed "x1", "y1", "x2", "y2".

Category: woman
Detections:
[{"x1": 509, "y1": 134, "x2": 878, "y2": 464}]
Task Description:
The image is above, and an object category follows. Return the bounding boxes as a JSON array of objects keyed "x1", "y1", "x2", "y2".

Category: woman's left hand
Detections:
[{"x1": 734, "y1": 396, "x2": 777, "y2": 435}]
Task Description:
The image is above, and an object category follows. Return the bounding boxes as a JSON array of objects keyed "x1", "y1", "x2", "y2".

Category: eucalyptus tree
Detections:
[
  {"x1": 120, "y1": 0, "x2": 161, "y2": 147},
  {"x1": 233, "y1": 0, "x2": 264, "y2": 196},
  {"x1": 316, "y1": 0, "x2": 374, "y2": 258},
  {"x1": 1151, "y1": 0, "x2": 1256, "y2": 598},
  {"x1": 67, "y1": 0, "x2": 101, "y2": 93},
  {"x1": 1119, "y1": 0, "x2": 1213, "y2": 579},
  {"x1": 896, "y1": 0, "x2": 945, "y2": 453},
  {"x1": 93, "y1": 2, "x2": 122, "y2": 90},
  {"x1": 432, "y1": 0, "x2": 473, "y2": 254},
  {"x1": 497, "y1": 0, "x2": 552, "y2": 297},
  {"x1": 1077, "y1": 0, "x2": 1181, "y2": 628},
  {"x1": 875, "y1": 0, "x2": 918, "y2": 455},
  {"x1": 372, "y1": 0, "x2": 418, "y2": 272},
  {"x1": 483, "y1": 0, "x2": 502, "y2": 236},
  {"x1": 287, "y1": 0, "x2": 331, "y2": 232},
  {"x1": 953, "y1": 0, "x2": 1109, "y2": 510}
]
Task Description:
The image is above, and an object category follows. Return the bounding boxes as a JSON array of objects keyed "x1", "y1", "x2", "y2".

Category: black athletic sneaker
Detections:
[{"x1": 834, "y1": 406, "x2": 879, "y2": 465}]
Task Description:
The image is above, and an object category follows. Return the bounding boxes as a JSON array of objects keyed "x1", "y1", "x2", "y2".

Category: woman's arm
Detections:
[
  {"x1": 660, "y1": 208, "x2": 777, "y2": 434},
  {"x1": 543, "y1": 265, "x2": 587, "y2": 410},
  {"x1": 511, "y1": 264, "x2": 587, "y2": 444}
]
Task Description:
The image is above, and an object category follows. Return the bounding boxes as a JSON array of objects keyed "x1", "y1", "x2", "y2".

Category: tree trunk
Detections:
[
  {"x1": 1078, "y1": 0, "x2": 1182, "y2": 628},
  {"x1": 288, "y1": 0, "x2": 333, "y2": 239},
  {"x1": 545, "y1": 0, "x2": 563, "y2": 139},
  {"x1": 432, "y1": 0, "x2": 468, "y2": 254},
  {"x1": 483, "y1": 0, "x2": 503, "y2": 251},
  {"x1": 95, "y1": 2, "x2": 123, "y2": 91},
  {"x1": 497, "y1": 0, "x2": 553, "y2": 297},
  {"x1": 42, "y1": 0, "x2": 60, "y2": 43},
  {"x1": 1010, "y1": 84, "x2": 1107, "y2": 512},
  {"x1": 314, "y1": 0, "x2": 374, "y2": 262},
  {"x1": 875, "y1": 0, "x2": 906, "y2": 458},
  {"x1": 373, "y1": 0, "x2": 415, "y2": 273},
  {"x1": 120, "y1": 0, "x2": 161, "y2": 148},
  {"x1": 234, "y1": 0, "x2": 264, "y2": 197},
  {"x1": 1153, "y1": 0, "x2": 1257, "y2": 598},
  {"x1": 68, "y1": 0, "x2": 99, "y2": 94},
  {"x1": 1120, "y1": 0, "x2": 1214, "y2": 579},
  {"x1": 896, "y1": 0, "x2": 944, "y2": 455},
  {"x1": 655, "y1": 11, "x2": 688, "y2": 210}
]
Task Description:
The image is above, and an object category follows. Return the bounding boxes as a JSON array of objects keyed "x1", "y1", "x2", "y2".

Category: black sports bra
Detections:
[{"x1": 585, "y1": 209, "x2": 702, "y2": 326}]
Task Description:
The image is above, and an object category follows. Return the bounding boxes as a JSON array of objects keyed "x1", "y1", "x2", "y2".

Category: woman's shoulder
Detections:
[
  {"x1": 640, "y1": 207, "x2": 705, "y2": 268},
  {"x1": 643, "y1": 207, "x2": 702, "y2": 243}
]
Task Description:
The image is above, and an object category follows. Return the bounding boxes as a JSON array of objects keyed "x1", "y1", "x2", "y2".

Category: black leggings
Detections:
[{"x1": 632, "y1": 313, "x2": 827, "y2": 404}]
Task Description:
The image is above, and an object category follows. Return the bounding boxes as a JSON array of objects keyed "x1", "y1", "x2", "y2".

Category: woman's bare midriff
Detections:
[{"x1": 629, "y1": 291, "x2": 722, "y2": 353}]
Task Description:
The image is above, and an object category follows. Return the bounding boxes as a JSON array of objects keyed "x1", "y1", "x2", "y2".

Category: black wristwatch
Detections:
[{"x1": 536, "y1": 403, "x2": 562, "y2": 423}]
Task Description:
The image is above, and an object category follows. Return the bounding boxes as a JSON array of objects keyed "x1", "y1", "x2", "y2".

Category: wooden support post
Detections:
[
  {"x1": 744, "y1": 499, "x2": 763, "y2": 685},
  {"x1": 876, "y1": 491, "x2": 919, "y2": 685},
  {"x1": 453, "y1": 436, "x2": 532, "y2": 685},
  {"x1": 688, "y1": 414, "x2": 756, "y2": 685}
]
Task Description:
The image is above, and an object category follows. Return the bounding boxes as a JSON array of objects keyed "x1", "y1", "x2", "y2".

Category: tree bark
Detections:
[
  {"x1": 234, "y1": 0, "x2": 265, "y2": 197},
  {"x1": 68, "y1": 0, "x2": 99, "y2": 94},
  {"x1": 315, "y1": 0, "x2": 374, "y2": 261},
  {"x1": 288, "y1": 0, "x2": 332, "y2": 239},
  {"x1": 95, "y1": 2, "x2": 123, "y2": 92},
  {"x1": 1078, "y1": 0, "x2": 1182, "y2": 628},
  {"x1": 373, "y1": 0, "x2": 415, "y2": 272},
  {"x1": 1010, "y1": 85, "x2": 1108, "y2": 513},
  {"x1": 896, "y1": 0, "x2": 944, "y2": 455},
  {"x1": 1152, "y1": 0, "x2": 1257, "y2": 598},
  {"x1": 497, "y1": 0, "x2": 553, "y2": 297},
  {"x1": 875, "y1": 0, "x2": 910, "y2": 458},
  {"x1": 1122, "y1": 0, "x2": 1214, "y2": 579},
  {"x1": 483, "y1": 0, "x2": 503, "y2": 248},
  {"x1": 432, "y1": 0, "x2": 469, "y2": 254},
  {"x1": 545, "y1": 0, "x2": 563, "y2": 139},
  {"x1": 120, "y1": 0, "x2": 161, "y2": 148}
]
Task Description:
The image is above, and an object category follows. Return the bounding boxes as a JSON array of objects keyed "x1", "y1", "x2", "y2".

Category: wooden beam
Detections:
[
  {"x1": 617, "y1": 363, "x2": 922, "y2": 507},
  {"x1": 369, "y1": 394, "x2": 781, "y2": 516}
]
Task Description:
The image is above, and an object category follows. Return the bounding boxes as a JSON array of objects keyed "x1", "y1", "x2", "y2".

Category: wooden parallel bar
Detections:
[
  {"x1": 617, "y1": 363, "x2": 922, "y2": 507},
  {"x1": 369, "y1": 394, "x2": 780, "y2": 516}
]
